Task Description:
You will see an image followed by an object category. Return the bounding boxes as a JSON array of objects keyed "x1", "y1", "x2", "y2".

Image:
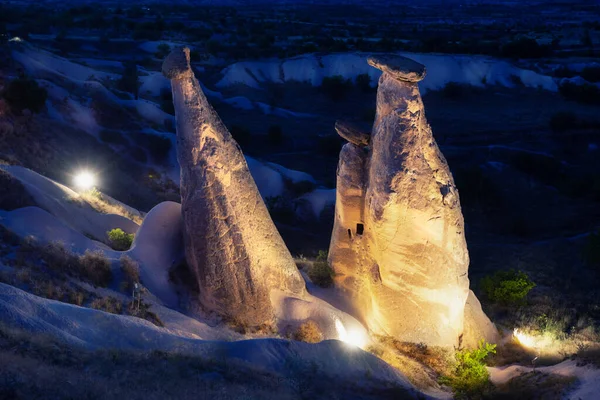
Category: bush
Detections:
[
  {"x1": 90, "y1": 296, "x2": 123, "y2": 314},
  {"x1": 79, "y1": 250, "x2": 112, "y2": 287},
  {"x1": 559, "y1": 82, "x2": 600, "y2": 105},
  {"x1": 267, "y1": 125, "x2": 283, "y2": 146},
  {"x1": 581, "y1": 66, "x2": 600, "y2": 83},
  {"x1": 308, "y1": 250, "x2": 334, "y2": 288},
  {"x1": 320, "y1": 75, "x2": 352, "y2": 101},
  {"x1": 550, "y1": 112, "x2": 578, "y2": 133},
  {"x1": 155, "y1": 43, "x2": 171, "y2": 59},
  {"x1": 440, "y1": 340, "x2": 496, "y2": 398},
  {"x1": 107, "y1": 228, "x2": 134, "y2": 251},
  {"x1": 120, "y1": 255, "x2": 140, "y2": 291},
  {"x1": 355, "y1": 73, "x2": 372, "y2": 93},
  {"x1": 2, "y1": 77, "x2": 48, "y2": 114},
  {"x1": 442, "y1": 82, "x2": 467, "y2": 99},
  {"x1": 293, "y1": 321, "x2": 322, "y2": 343},
  {"x1": 229, "y1": 125, "x2": 251, "y2": 147},
  {"x1": 584, "y1": 230, "x2": 600, "y2": 268},
  {"x1": 501, "y1": 38, "x2": 552, "y2": 59},
  {"x1": 480, "y1": 270, "x2": 536, "y2": 305}
]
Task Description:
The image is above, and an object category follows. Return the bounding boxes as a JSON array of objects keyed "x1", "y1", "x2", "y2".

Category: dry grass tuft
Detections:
[
  {"x1": 90, "y1": 296, "x2": 123, "y2": 314},
  {"x1": 293, "y1": 321, "x2": 322, "y2": 343},
  {"x1": 489, "y1": 371, "x2": 578, "y2": 400},
  {"x1": 120, "y1": 255, "x2": 140, "y2": 291},
  {"x1": 80, "y1": 189, "x2": 143, "y2": 225},
  {"x1": 79, "y1": 250, "x2": 113, "y2": 287}
]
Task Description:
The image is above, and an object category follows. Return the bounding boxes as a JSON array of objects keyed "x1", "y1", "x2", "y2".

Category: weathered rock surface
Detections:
[
  {"x1": 334, "y1": 120, "x2": 370, "y2": 147},
  {"x1": 329, "y1": 55, "x2": 495, "y2": 347},
  {"x1": 163, "y1": 47, "x2": 306, "y2": 328}
]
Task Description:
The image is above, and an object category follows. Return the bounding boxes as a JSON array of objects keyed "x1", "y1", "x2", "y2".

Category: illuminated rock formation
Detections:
[
  {"x1": 329, "y1": 55, "x2": 496, "y2": 347},
  {"x1": 162, "y1": 47, "x2": 306, "y2": 328}
]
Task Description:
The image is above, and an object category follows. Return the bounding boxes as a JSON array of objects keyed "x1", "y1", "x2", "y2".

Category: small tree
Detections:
[
  {"x1": 267, "y1": 125, "x2": 283, "y2": 146},
  {"x1": 320, "y1": 75, "x2": 352, "y2": 101},
  {"x1": 440, "y1": 340, "x2": 496, "y2": 398},
  {"x1": 155, "y1": 43, "x2": 171, "y2": 59},
  {"x1": 308, "y1": 250, "x2": 334, "y2": 288},
  {"x1": 118, "y1": 61, "x2": 140, "y2": 100},
  {"x1": 355, "y1": 73, "x2": 371, "y2": 93},
  {"x1": 2, "y1": 77, "x2": 48, "y2": 114},
  {"x1": 107, "y1": 228, "x2": 134, "y2": 251},
  {"x1": 480, "y1": 269, "x2": 536, "y2": 305}
]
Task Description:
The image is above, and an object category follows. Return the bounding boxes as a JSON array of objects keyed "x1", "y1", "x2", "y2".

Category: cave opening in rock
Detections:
[
  {"x1": 347, "y1": 229, "x2": 352, "y2": 239},
  {"x1": 356, "y1": 223, "x2": 364, "y2": 235}
]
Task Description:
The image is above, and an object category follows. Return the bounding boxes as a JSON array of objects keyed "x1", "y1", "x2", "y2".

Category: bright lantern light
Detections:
[
  {"x1": 513, "y1": 328, "x2": 536, "y2": 349},
  {"x1": 74, "y1": 170, "x2": 96, "y2": 190},
  {"x1": 335, "y1": 319, "x2": 367, "y2": 349}
]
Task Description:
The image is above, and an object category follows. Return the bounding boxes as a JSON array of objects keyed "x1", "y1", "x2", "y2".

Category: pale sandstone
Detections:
[
  {"x1": 329, "y1": 55, "x2": 496, "y2": 347},
  {"x1": 163, "y1": 47, "x2": 306, "y2": 328}
]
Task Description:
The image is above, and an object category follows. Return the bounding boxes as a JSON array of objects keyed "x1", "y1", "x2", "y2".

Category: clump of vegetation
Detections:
[
  {"x1": 91, "y1": 296, "x2": 123, "y2": 314},
  {"x1": 480, "y1": 270, "x2": 536, "y2": 305},
  {"x1": 267, "y1": 125, "x2": 283, "y2": 146},
  {"x1": 559, "y1": 82, "x2": 600, "y2": 105},
  {"x1": 490, "y1": 371, "x2": 578, "y2": 400},
  {"x1": 2, "y1": 76, "x2": 48, "y2": 114},
  {"x1": 308, "y1": 250, "x2": 334, "y2": 288},
  {"x1": 79, "y1": 250, "x2": 113, "y2": 287},
  {"x1": 117, "y1": 60, "x2": 140, "y2": 100},
  {"x1": 549, "y1": 111, "x2": 578, "y2": 133},
  {"x1": 265, "y1": 195, "x2": 295, "y2": 224},
  {"x1": 107, "y1": 228, "x2": 134, "y2": 251},
  {"x1": 441, "y1": 82, "x2": 467, "y2": 99},
  {"x1": 440, "y1": 340, "x2": 496, "y2": 398},
  {"x1": 120, "y1": 255, "x2": 140, "y2": 292},
  {"x1": 229, "y1": 125, "x2": 251, "y2": 147},
  {"x1": 583, "y1": 230, "x2": 600, "y2": 269},
  {"x1": 355, "y1": 73, "x2": 372, "y2": 93},
  {"x1": 320, "y1": 75, "x2": 352, "y2": 101},
  {"x1": 293, "y1": 321, "x2": 322, "y2": 343},
  {"x1": 155, "y1": 43, "x2": 171, "y2": 59}
]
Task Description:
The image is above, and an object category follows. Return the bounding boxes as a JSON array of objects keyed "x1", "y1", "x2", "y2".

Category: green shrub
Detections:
[
  {"x1": 308, "y1": 250, "x2": 334, "y2": 288},
  {"x1": 480, "y1": 270, "x2": 536, "y2": 305},
  {"x1": 107, "y1": 228, "x2": 134, "y2": 251},
  {"x1": 2, "y1": 77, "x2": 48, "y2": 114},
  {"x1": 440, "y1": 340, "x2": 496, "y2": 398}
]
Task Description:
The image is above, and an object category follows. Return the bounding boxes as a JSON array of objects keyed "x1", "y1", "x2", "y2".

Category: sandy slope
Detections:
[
  {"x1": 489, "y1": 360, "x2": 600, "y2": 399},
  {"x1": 0, "y1": 282, "x2": 424, "y2": 397}
]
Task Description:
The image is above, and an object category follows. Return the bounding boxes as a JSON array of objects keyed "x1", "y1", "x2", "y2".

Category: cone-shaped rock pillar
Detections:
[
  {"x1": 163, "y1": 48, "x2": 306, "y2": 327},
  {"x1": 329, "y1": 55, "x2": 496, "y2": 347}
]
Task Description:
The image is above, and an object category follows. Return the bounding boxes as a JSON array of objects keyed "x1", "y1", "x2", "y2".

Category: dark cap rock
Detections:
[
  {"x1": 162, "y1": 47, "x2": 193, "y2": 80},
  {"x1": 368, "y1": 55, "x2": 426, "y2": 83},
  {"x1": 335, "y1": 120, "x2": 371, "y2": 147}
]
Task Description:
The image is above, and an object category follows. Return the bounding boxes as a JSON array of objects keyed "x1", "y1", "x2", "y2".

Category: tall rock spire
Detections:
[
  {"x1": 162, "y1": 47, "x2": 306, "y2": 328},
  {"x1": 329, "y1": 55, "x2": 496, "y2": 347}
]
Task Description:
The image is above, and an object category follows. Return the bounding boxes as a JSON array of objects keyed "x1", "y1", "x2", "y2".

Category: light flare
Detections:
[
  {"x1": 335, "y1": 319, "x2": 367, "y2": 349},
  {"x1": 73, "y1": 170, "x2": 97, "y2": 191}
]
